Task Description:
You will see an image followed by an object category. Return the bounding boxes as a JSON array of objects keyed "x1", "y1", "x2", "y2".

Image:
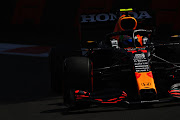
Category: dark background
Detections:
[
  {"x1": 0, "y1": 1, "x2": 180, "y2": 119},
  {"x1": 0, "y1": 0, "x2": 180, "y2": 46}
]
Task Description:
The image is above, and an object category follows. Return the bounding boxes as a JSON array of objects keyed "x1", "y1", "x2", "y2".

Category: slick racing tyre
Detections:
[
  {"x1": 63, "y1": 57, "x2": 92, "y2": 107},
  {"x1": 49, "y1": 44, "x2": 81, "y2": 94}
]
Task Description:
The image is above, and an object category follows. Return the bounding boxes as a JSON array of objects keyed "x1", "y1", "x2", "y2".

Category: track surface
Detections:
[{"x1": 0, "y1": 54, "x2": 180, "y2": 120}]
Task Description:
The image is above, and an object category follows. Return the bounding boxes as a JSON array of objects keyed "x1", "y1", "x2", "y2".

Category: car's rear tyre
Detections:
[{"x1": 63, "y1": 57, "x2": 92, "y2": 107}]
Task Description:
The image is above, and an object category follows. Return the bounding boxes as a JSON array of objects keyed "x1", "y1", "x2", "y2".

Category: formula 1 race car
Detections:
[
  {"x1": 49, "y1": 9, "x2": 180, "y2": 109},
  {"x1": 61, "y1": 29, "x2": 180, "y2": 108}
]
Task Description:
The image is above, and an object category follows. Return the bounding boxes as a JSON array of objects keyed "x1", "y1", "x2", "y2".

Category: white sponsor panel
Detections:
[
  {"x1": 133, "y1": 53, "x2": 149, "y2": 72},
  {"x1": 134, "y1": 54, "x2": 145, "y2": 60}
]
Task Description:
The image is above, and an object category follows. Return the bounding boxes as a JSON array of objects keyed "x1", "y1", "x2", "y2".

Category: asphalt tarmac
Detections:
[{"x1": 0, "y1": 54, "x2": 180, "y2": 120}]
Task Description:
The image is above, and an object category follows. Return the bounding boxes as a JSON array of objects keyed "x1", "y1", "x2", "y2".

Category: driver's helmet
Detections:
[
  {"x1": 113, "y1": 12, "x2": 149, "y2": 48},
  {"x1": 113, "y1": 15, "x2": 138, "y2": 42}
]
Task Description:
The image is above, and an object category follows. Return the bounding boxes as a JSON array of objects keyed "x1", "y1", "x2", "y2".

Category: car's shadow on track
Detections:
[{"x1": 41, "y1": 101, "x2": 180, "y2": 115}]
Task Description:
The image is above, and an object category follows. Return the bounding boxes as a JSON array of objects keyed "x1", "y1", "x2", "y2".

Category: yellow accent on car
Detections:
[{"x1": 120, "y1": 8, "x2": 133, "y2": 12}]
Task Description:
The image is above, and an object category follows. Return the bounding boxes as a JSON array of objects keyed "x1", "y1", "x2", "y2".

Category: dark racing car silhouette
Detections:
[{"x1": 49, "y1": 8, "x2": 180, "y2": 109}]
